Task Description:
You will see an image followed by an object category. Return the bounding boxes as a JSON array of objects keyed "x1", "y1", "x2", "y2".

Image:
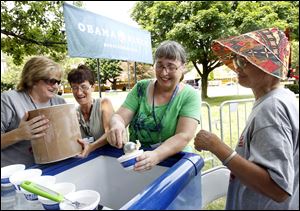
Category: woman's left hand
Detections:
[{"x1": 134, "y1": 151, "x2": 160, "y2": 171}]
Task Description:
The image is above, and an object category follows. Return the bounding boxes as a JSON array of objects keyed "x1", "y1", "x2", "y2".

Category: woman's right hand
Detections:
[
  {"x1": 107, "y1": 118, "x2": 127, "y2": 149},
  {"x1": 18, "y1": 112, "x2": 49, "y2": 140},
  {"x1": 194, "y1": 129, "x2": 221, "y2": 153},
  {"x1": 77, "y1": 138, "x2": 91, "y2": 158}
]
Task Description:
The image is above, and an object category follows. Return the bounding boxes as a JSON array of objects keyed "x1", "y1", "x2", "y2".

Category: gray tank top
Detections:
[{"x1": 77, "y1": 98, "x2": 104, "y2": 141}]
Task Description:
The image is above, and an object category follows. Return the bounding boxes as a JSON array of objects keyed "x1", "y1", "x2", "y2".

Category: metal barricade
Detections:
[
  {"x1": 219, "y1": 98, "x2": 255, "y2": 148},
  {"x1": 198, "y1": 101, "x2": 215, "y2": 166},
  {"x1": 200, "y1": 101, "x2": 212, "y2": 132},
  {"x1": 200, "y1": 93, "x2": 298, "y2": 168}
]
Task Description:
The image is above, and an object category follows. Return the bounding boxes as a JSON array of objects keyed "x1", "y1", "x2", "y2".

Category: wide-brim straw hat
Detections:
[{"x1": 211, "y1": 28, "x2": 290, "y2": 79}]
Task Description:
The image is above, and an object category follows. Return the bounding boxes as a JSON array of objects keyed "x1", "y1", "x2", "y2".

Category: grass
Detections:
[
  {"x1": 204, "y1": 94, "x2": 254, "y2": 107},
  {"x1": 204, "y1": 197, "x2": 227, "y2": 210}
]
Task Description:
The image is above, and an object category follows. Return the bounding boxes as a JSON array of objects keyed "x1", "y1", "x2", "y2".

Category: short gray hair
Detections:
[{"x1": 154, "y1": 40, "x2": 187, "y2": 64}]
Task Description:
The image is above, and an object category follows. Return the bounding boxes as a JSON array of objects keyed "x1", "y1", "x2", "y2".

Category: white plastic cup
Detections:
[
  {"x1": 1, "y1": 164, "x2": 25, "y2": 199},
  {"x1": 59, "y1": 190, "x2": 100, "y2": 210},
  {"x1": 21, "y1": 175, "x2": 56, "y2": 202},
  {"x1": 38, "y1": 182, "x2": 76, "y2": 210},
  {"x1": 117, "y1": 150, "x2": 144, "y2": 170},
  {"x1": 9, "y1": 168, "x2": 42, "y2": 192},
  {"x1": 1, "y1": 164, "x2": 25, "y2": 186}
]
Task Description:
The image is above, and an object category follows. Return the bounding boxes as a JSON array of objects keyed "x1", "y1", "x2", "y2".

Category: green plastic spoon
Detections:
[{"x1": 20, "y1": 180, "x2": 86, "y2": 208}]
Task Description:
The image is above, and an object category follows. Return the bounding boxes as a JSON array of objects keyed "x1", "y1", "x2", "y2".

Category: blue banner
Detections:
[{"x1": 63, "y1": 3, "x2": 153, "y2": 64}]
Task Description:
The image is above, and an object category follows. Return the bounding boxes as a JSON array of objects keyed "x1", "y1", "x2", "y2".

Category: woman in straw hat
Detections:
[{"x1": 194, "y1": 28, "x2": 298, "y2": 209}]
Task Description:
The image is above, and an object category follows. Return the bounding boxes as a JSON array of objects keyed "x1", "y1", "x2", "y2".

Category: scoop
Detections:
[
  {"x1": 123, "y1": 142, "x2": 137, "y2": 154},
  {"x1": 123, "y1": 140, "x2": 141, "y2": 154},
  {"x1": 20, "y1": 180, "x2": 87, "y2": 209}
]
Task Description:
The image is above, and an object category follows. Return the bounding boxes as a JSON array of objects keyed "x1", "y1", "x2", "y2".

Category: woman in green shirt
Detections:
[{"x1": 108, "y1": 40, "x2": 201, "y2": 171}]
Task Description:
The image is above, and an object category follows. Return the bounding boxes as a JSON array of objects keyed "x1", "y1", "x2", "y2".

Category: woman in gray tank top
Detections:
[{"x1": 67, "y1": 64, "x2": 114, "y2": 158}]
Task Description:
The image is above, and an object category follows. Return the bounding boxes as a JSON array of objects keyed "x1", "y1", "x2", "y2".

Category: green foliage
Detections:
[
  {"x1": 1, "y1": 1, "x2": 67, "y2": 65},
  {"x1": 1, "y1": 81, "x2": 14, "y2": 92},
  {"x1": 291, "y1": 41, "x2": 299, "y2": 69},
  {"x1": 285, "y1": 84, "x2": 299, "y2": 94},
  {"x1": 131, "y1": 1, "x2": 299, "y2": 99},
  {"x1": 233, "y1": 1, "x2": 299, "y2": 39},
  {"x1": 85, "y1": 59, "x2": 123, "y2": 84},
  {"x1": 1, "y1": 54, "x2": 23, "y2": 88},
  {"x1": 127, "y1": 62, "x2": 154, "y2": 81}
]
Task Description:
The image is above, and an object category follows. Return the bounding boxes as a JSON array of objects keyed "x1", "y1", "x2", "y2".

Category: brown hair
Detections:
[{"x1": 67, "y1": 64, "x2": 95, "y2": 85}]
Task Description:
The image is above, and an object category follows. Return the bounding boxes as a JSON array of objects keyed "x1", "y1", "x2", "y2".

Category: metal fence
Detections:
[
  {"x1": 199, "y1": 102, "x2": 215, "y2": 166},
  {"x1": 200, "y1": 93, "x2": 299, "y2": 167},
  {"x1": 219, "y1": 98, "x2": 255, "y2": 148},
  {"x1": 200, "y1": 102, "x2": 212, "y2": 132}
]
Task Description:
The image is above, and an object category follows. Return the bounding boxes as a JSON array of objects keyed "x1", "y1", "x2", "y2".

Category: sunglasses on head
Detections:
[
  {"x1": 232, "y1": 55, "x2": 249, "y2": 69},
  {"x1": 43, "y1": 78, "x2": 61, "y2": 86}
]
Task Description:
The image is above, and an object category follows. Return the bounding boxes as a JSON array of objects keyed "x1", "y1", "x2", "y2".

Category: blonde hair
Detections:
[{"x1": 17, "y1": 56, "x2": 62, "y2": 91}]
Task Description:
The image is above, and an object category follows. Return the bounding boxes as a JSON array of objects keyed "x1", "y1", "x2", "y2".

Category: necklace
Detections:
[
  {"x1": 79, "y1": 100, "x2": 94, "y2": 137},
  {"x1": 81, "y1": 103, "x2": 93, "y2": 121},
  {"x1": 152, "y1": 81, "x2": 179, "y2": 142},
  {"x1": 27, "y1": 92, "x2": 53, "y2": 109}
]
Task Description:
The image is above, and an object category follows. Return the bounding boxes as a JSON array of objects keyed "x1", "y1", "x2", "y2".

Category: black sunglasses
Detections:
[{"x1": 43, "y1": 78, "x2": 61, "y2": 85}]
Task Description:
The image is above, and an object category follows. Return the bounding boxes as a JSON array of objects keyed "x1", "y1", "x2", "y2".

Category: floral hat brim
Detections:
[{"x1": 211, "y1": 28, "x2": 290, "y2": 79}]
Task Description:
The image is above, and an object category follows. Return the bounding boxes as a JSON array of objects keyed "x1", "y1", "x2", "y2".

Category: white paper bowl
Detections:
[
  {"x1": 38, "y1": 182, "x2": 76, "y2": 210},
  {"x1": 21, "y1": 175, "x2": 56, "y2": 202},
  {"x1": 1, "y1": 164, "x2": 25, "y2": 187},
  {"x1": 9, "y1": 168, "x2": 42, "y2": 192},
  {"x1": 117, "y1": 149, "x2": 144, "y2": 170},
  {"x1": 59, "y1": 190, "x2": 100, "y2": 210}
]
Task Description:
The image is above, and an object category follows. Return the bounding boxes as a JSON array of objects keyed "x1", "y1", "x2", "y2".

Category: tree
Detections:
[
  {"x1": 1, "y1": 1, "x2": 67, "y2": 65},
  {"x1": 131, "y1": 1, "x2": 299, "y2": 98},
  {"x1": 126, "y1": 62, "x2": 154, "y2": 82},
  {"x1": 1, "y1": 54, "x2": 23, "y2": 89},
  {"x1": 167, "y1": 2, "x2": 234, "y2": 98},
  {"x1": 85, "y1": 59, "x2": 123, "y2": 89},
  {"x1": 1, "y1": 1, "x2": 83, "y2": 65}
]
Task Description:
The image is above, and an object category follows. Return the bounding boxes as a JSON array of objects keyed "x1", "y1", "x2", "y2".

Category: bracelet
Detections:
[{"x1": 222, "y1": 151, "x2": 237, "y2": 166}]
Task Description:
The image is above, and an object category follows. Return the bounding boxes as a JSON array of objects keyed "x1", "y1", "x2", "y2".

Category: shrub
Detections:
[
  {"x1": 285, "y1": 84, "x2": 299, "y2": 94},
  {"x1": 1, "y1": 81, "x2": 14, "y2": 92}
]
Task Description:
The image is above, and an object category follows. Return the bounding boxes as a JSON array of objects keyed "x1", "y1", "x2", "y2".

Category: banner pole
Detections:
[
  {"x1": 127, "y1": 61, "x2": 131, "y2": 90},
  {"x1": 97, "y1": 58, "x2": 102, "y2": 98},
  {"x1": 134, "y1": 62, "x2": 137, "y2": 84}
]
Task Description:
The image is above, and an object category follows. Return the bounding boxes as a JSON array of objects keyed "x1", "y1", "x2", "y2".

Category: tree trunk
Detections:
[
  {"x1": 201, "y1": 74, "x2": 209, "y2": 99},
  {"x1": 111, "y1": 79, "x2": 117, "y2": 90},
  {"x1": 193, "y1": 61, "x2": 210, "y2": 99}
]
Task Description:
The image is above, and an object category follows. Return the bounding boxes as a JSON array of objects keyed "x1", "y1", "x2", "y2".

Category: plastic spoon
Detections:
[{"x1": 20, "y1": 180, "x2": 86, "y2": 209}]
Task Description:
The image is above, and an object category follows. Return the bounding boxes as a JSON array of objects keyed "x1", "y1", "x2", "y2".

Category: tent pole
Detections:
[
  {"x1": 127, "y1": 61, "x2": 130, "y2": 90},
  {"x1": 134, "y1": 62, "x2": 137, "y2": 84},
  {"x1": 97, "y1": 58, "x2": 102, "y2": 98}
]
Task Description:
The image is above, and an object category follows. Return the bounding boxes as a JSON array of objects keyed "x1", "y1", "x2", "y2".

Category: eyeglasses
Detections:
[
  {"x1": 43, "y1": 78, "x2": 61, "y2": 86},
  {"x1": 155, "y1": 63, "x2": 182, "y2": 73},
  {"x1": 71, "y1": 85, "x2": 92, "y2": 92},
  {"x1": 232, "y1": 55, "x2": 249, "y2": 69}
]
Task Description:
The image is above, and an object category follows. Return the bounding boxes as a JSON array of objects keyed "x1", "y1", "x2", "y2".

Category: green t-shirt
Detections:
[{"x1": 123, "y1": 79, "x2": 201, "y2": 147}]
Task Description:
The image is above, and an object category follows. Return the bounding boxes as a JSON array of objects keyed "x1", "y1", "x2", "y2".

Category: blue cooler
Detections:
[{"x1": 32, "y1": 145, "x2": 204, "y2": 210}]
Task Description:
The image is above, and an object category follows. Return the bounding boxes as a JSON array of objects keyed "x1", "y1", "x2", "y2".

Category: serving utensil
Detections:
[{"x1": 20, "y1": 180, "x2": 86, "y2": 209}]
